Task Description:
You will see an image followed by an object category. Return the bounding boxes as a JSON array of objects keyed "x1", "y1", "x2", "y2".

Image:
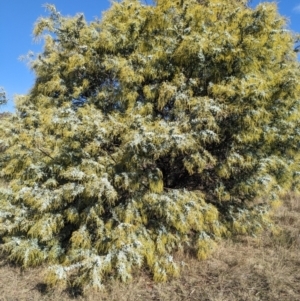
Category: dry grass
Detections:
[{"x1": 0, "y1": 193, "x2": 299, "y2": 301}]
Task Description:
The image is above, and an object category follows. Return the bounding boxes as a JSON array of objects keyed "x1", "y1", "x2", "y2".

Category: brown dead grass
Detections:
[{"x1": 0, "y1": 193, "x2": 299, "y2": 301}]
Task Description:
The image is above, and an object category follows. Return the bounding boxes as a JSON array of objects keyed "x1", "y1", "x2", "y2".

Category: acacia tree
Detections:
[{"x1": 1, "y1": 0, "x2": 300, "y2": 291}]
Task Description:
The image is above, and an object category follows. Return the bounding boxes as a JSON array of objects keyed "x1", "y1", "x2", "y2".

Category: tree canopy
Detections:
[
  {"x1": 0, "y1": 0, "x2": 300, "y2": 292},
  {"x1": 0, "y1": 88, "x2": 7, "y2": 106}
]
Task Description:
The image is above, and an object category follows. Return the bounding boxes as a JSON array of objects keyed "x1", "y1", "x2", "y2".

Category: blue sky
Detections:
[{"x1": 1, "y1": 0, "x2": 300, "y2": 112}]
